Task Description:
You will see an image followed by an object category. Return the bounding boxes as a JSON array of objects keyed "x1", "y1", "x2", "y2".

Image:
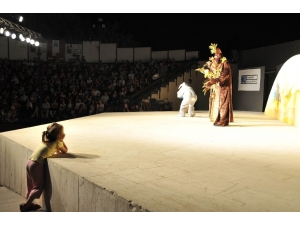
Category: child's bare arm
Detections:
[
  {"x1": 57, "y1": 133, "x2": 68, "y2": 154},
  {"x1": 59, "y1": 142, "x2": 68, "y2": 154}
]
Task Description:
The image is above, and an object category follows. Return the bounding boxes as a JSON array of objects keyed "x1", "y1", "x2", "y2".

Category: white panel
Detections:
[
  {"x1": 28, "y1": 42, "x2": 47, "y2": 61},
  {"x1": 134, "y1": 47, "x2": 151, "y2": 63},
  {"x1": 39, "y1": 42, "x2": 47, "y2": 61},
  {"x1": 238, "y1": 68, "x2": 261, "y2": 91},
  {"x1": 83, "y1": 41, "x2": 99, "y2": 63},
  {"x1": 186, "y1": 51, "x2": 198, "y2": 60},
  {"x1": 117, "y1": 48, "x2": 133, "y2": 63},
  {"x1": 100, "y1": 43, "x2": 117, "y2": 63},
  {"x1": 0, "y1": 36, "x2": 8, "y2": 59},
  {"x1": 65, "y1": 44, "x2": 82, "y2": 62},
  {"x1": 152, "y1": 51, "x2": 168, "y2": 61},
  {"x1": 169, "y1": 49, "x2": 185, "y2": 61},
  {"x1": 9, "y1": 39, "x2": 28, "y2": 60}
]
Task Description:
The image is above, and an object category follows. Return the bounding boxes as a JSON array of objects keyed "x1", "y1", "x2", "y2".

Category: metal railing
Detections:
[{"x1": 129, "y1": 58, "x2": 199, "y2": 102}]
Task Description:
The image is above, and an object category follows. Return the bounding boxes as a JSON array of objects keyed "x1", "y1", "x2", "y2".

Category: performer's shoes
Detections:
[
  {"x1": 177, "y1": 114, "x2": 185, "y2": 117},
  {"x1": 20, "y1": 203, "x2": 41, "y2": 212},
  {"x1": 213, "y1": 123, "x2": 228, "y2": 127},
  {"x1": 189, "y1": 113, "x2": 195, "y2": 117},
  {"x1": 20, "y1": 203, "x2": 28, "y2": 212},
  {"x1": 29, "y1": 203, "x2": 41, "y2": 211}
]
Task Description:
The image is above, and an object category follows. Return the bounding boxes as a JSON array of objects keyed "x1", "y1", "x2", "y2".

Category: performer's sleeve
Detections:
[{"x1": 219, "y1": 62, "x2": 231, "y2": 85}]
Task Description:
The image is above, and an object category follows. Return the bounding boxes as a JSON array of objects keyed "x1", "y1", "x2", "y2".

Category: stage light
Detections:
[
  {"x1": 5, "y1": 30, "x2": 10, "y2": 36},
  {"x1": 34, "y1": 41, "x2": 39, "y2": 46},
  {"x1": 19, "y1": 34, "x2": 25, "y2": 41},
  {"x1": 0, "y1": 27, "x2": 4, "y2": 34},
  {"x1": 19, "y1": 16, "x2": 23, "y2": 22},
  {"x1": 26, "y1": 37, "x2": 30, "y2": 43},
  {"x1": 11, "y1": 33, "x2": 16, "y2": 39},
  {"x1": 30, "y1": 39, "x2": 34, "y2": 45}
]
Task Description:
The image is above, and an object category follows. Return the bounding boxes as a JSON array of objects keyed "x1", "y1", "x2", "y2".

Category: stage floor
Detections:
[{"x1": 2, "y1": 110, "x2": 300, "y2": 212}]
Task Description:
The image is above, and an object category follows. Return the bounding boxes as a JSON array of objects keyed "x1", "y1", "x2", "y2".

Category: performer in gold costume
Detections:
[{"x1": 196, "y1": 43, "x2": 234, "y2": 126}]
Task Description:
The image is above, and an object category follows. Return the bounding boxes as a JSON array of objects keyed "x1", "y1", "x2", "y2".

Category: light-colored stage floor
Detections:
[{"x1": 2, "y1": 110, "x2": 300, "y2": 212}]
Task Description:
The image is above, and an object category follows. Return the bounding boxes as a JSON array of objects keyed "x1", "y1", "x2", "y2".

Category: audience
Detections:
[{"x1": 0, "y1": 57, "x2": 177, "y2": 124}]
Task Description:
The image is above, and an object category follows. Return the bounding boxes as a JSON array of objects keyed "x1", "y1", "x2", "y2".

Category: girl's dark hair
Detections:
[{"x1": 42, "y1": 122, "x2": 63, "y2": 143}]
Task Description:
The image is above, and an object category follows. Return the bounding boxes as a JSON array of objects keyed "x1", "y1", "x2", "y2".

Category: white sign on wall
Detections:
[{"x1": 238, "y1": 68, "x2": 261, "y2": 91}]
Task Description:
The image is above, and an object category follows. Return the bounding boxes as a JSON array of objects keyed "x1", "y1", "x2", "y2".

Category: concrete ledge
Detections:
[{"x1": 0, "y1": 131, "x2": 147, "y2": 212}]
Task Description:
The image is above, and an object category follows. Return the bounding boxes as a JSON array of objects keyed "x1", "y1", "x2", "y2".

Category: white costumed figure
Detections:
[{"x1": 177, "y1": 82, "x2": 197, "y2": 117}]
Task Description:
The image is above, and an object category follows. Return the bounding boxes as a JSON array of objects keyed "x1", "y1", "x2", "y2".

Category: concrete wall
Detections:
[
  {"x1": 0, "y1": 135, "x2": 29, "y2": 197},
  {"x1": 117, "y1": 48, "x2": 134, "y2": 63},
  {"x1": 9, "y1": 39, "x2": 27, "y2": 60},
  {"x1": 100, "y1": 43, "x2": 117, "y2": 63},
  {"x1": 239, "y1": 39, "x2": 300, "y2": 72},
  {"x1": 134, "y1": 47, "x2": 151, "y2": 62},
  {"x1": 0, "y1": 133, "x2": 147, "y2": 212},
  {"x1": 152, "y1": 51, "x2": 168, "y2": 61},
  {"x1": 169, "y1": 49, "x2": 185, "y2": 61},
  {"x1": 0, "y1": 36, "x2": 8, "y2": 59},
  {"x1": 237, "y1": 39, "x2": 300, "y2": 112},
  {"x1": 186, "y1": 51, "x2": 198, "y2": 60},
  {"x1": 82, "y1": 41, "x2": 99, "y2": 63},
  {"x1": 0, "y1": 37, "x2": 199, "y2": 64}
]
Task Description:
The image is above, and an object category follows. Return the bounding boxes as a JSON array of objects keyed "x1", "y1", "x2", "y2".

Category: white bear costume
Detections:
[{"x1": 177, "y1": 82, "x2": 197, "y2": 117}]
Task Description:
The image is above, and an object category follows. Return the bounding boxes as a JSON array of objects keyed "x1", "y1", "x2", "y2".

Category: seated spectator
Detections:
[
  {"x1": 132, "y1": 104, "x2": 141, "y2": 112},
  {"x1": 66, "y1": 98, "x2": 74, "y2": 117},
  {"x1": 12, "y1": 98, "x2": 22, "y2": 111},
  {"x1": 111, "y1": 91, "x2": 118, "y2": 102},
  {"x1": 128, "y1": 70, "x2": 134, "y2": 80},
  {"x1": 88, "y1": 102, "x2": 95, "y2": 115},
  {"x1": 1, "y1": 99, "x2": 9, "y2": 111},
  {"x1": 135, "y1": 81, "x2": 141, "y2": 92},
  {"x1": 80, "y1": 93, "x2": 88, "y2": 105},
  {"x1": 19, "y1": 92, "x2": 28, "y2": 104},
  {"x1": 91, "y1": 88, "x2": 100, "y2": 98},
  {"x1": 96, "y1": 100, "x2": 105, "y2": 113},
  {"x1": 124, "y1": 103, "x2": 129, "y2": 112},
  {"x1": 119, "y1": 78, "x2": 125, "y2": 86},
  {"x1": 58, "y1": 99, "x2": 67, "y2": 119},
  {"x1": 31, "y1": 103, "x2": 39, "y2": 118},
  {"x1": 78, "y1": 102, "x2": 87, "y2": 117},
  {"x1": 6, "y1": 109, "x2": 14, "y2": 122},
  {"x1": 100, "y1": 92, "x2": 109, "y2": 105},
  {"x1": 94, "y1": 91, "x2": 101, "y2": 103},
  {"x1": 1, "y1": 109, "x2": 6, "y2": 122},
  {"x1": 128, "y1": 85, "x2": 135, "y2": 95},
  {"x1": 50, "y1": 99, "x2": 59, "y2": 118},
  {"x1": 87, "y1": 77, "x2": 93, "y2": 85},
  {"x1": 25, "y1": 98, "x2": 33, "y2": 117},
  {"x1": 41, "y1": 99, "x2": 51, "y2": 118}
]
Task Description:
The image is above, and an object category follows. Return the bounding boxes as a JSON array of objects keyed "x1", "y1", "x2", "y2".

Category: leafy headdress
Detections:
[{"x1": 195, "y1": 43, "x2": 227, "y2": 95}]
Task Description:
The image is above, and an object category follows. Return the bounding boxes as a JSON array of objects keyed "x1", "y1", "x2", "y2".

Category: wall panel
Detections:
[{"x1": 117, "y1": 48, "x2": 134, "y2": 63}]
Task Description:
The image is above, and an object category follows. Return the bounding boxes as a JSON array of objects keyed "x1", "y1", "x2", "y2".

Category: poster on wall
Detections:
[
  {"x1": 52, "y1": 40, "x2": 59, "y2": 56},
  {"x1": 238, "y1": 68, "x2": 261, "y2": 91}
]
